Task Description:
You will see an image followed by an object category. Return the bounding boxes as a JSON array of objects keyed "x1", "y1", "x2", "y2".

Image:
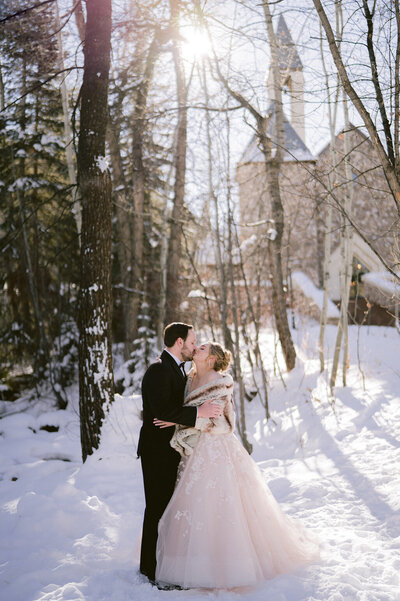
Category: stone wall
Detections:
[
  {"x1": 315, "y1": 127, "x2": 397, "y2": 271},
  {"x1": 236, "y1": 126, "x2": 398, "y2": 303},
  {"x1": 236, "y1": 158, "x2": 321, "y2": 286}
]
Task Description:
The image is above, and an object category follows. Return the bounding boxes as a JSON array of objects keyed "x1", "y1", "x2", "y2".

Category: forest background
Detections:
[{"x1": 0, "y1": 0, "x2": 399, "y2": 461}]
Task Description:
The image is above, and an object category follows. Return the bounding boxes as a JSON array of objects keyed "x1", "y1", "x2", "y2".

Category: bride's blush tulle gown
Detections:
[{"x1": 156, "y1": 372, "x2": 319, "y2": 589}]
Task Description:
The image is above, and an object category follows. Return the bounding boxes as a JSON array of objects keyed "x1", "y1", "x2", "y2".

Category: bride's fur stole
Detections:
[{"x1": 170, "y1": 371, "x2": 235, "y2": 457}]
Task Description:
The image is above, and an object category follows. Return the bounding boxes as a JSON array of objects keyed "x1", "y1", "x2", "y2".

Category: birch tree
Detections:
[
  {"x1": 318, "y1": 18, "x2": 341, "y2": 373},
  {"x1": 55, "y1": 0, "x2": 80, "y2": 240}
]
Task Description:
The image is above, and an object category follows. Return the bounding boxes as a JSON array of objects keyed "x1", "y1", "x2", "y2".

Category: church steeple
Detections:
[
  {"x1": 267, "y1": 15, "x2": 305, "y2": 143},
  {"x1": 276, "y1": 15, "x2": 303, "y2": 71}
]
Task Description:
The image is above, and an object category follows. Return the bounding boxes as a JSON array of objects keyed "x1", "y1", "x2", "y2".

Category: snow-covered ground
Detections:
[{"x1": 1, "y1": 323, "x2": 399, "y2": 601}]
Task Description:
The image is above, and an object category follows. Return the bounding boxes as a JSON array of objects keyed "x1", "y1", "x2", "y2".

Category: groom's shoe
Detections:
[
  {"x1": 156, "y1": 582, "x2": 184, "y2": 591},
  {"x1": 138, "y1": 569, "x2": 156, "y2": 586}
]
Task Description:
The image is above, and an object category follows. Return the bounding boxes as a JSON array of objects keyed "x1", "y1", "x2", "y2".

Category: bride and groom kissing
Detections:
[{"x1": 137, "y1": 322, "x2": 319, "y2": 590}]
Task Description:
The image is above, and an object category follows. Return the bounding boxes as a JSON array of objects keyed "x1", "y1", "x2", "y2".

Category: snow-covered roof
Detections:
[
  {"x1": 238, "y1": 106, "x2": 315, "y2": 165},
  {"x1": 292, "y1": 270, "x2": 340, "y2": 319},
  {"x1": 317, "y1": 123, "x2": 371, "y2": 158},
  {"x1": 362, "y1": 272, "x2": 400, "y2": 299}
]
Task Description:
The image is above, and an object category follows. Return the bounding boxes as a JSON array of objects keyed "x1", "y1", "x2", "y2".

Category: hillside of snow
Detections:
[{"x1": 1, "y1": 323, "x2": 399, "y2": 601}]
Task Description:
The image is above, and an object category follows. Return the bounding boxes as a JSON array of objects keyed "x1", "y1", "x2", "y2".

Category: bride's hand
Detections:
[
  {"x1": 197, "y1": 398, "x2": 222, "y2": 419},
  {"x1": 153, "y1": 418, "x2": 176, "y2": 428}
]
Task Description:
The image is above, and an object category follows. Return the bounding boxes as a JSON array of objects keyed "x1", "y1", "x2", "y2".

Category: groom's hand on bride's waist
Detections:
[
  {"x1": 153, "y1": 418, "x2": 176, "y2": 428},
  {"x1": 197, "y1": 399, "x2": 222, "y2": 419}
]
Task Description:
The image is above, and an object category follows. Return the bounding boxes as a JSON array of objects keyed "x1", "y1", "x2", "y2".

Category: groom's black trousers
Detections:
[{"x1": 139, "y1": 447, "x2": 179, "y2": 581}]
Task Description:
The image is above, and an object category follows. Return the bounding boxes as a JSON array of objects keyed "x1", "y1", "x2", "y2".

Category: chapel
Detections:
[{"x1": 236, "y1": 16, "x2": 399, "y2": 325}]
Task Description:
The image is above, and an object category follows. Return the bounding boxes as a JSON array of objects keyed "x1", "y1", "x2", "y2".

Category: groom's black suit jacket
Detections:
[
  {"x1": 137, "y1": 350, "x2": 197, "y2": 458},
  {"x1": 138, "y1": 350, "x2": 197, "y2": 581}
]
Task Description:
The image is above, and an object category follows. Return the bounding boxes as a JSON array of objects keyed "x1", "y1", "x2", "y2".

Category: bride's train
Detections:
[{"x1": 156, "y1": 430, "x2": 319, "y2": 589}]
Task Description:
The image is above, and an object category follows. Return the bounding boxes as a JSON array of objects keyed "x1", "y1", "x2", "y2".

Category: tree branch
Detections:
[
  {"x1": 362, "y1": 0, "x2": 395, "y2": 165},
  {"x1": 313, "y1": 0, "x2": 400, "y2": 214},
  {"x1": 2, "y1": 67, "x2": 81, "y2": 112},
  {"x1": 0, "y1": 0, "x2": 56, "y2": 23}
]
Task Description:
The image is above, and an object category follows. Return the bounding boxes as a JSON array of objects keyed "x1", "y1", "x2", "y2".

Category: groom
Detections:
[{"x1": 137, "y1": 322, "x2": 221, "y2": 583}]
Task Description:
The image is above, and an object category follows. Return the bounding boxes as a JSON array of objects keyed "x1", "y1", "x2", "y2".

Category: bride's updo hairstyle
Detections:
[{"x1": 208, "y1": 342, "x2": 231, "y2": 372}]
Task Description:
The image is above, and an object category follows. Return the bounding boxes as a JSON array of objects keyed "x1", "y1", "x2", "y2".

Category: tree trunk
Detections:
[
  {"x1": 213, "y1": 8, "x2": 296, "y2": 371},
  {"x1": 106, "y1": 25, "x2": 160, "y2": 357},
  {"x1": 77, "y1": 0, "x2": 114, "y2": 463},
  {"x1": 15, "y1": 165, "x2": 49, "y2": 374},
  {"x1": 395, "y1": 0, "x2": 400, "y2": 172},
  {"x1": 226, "y1": 152, "x2": 252, "y2": 454},
  {"x1": 264, "y1": 157, "x2": 296, "y2": 372},
  {"x1": 73, "y1": 0, "x2": 86, "y2": 43},
  {"x1": 56, "y1": 0, "x2": 81, "y2": 239},
  {"x1": 157, "y1": 131, "x2": 177, "y2": 348},
  {"x1": 203, "y1": 61, "x2": 233, "y2": 353},
  {"x1": 129, "y1": 34, "x2": 161, "y2": 347},
  {"x1": 15, "y1": 56, "x2": 49, "y2": 375},
  {"x1": 330, "y1": 88, "x2": 354, "y2": 390},
  {"x1": 262, "y1": 0, "x2": 296, "y2": 372},
  {"x1": 158, "y1": 188, "x2": 170, "y2": 347},
  {"x1": 165, "y1": 0, "x2": 188, "y2": 323},
  {"x1": 340, "y1": 91, "x2": 354, "y2": 386},
  {"x1": 0, "y1": 57, "x2": 4, "y2": 111},
  {"x1": 107, "y1": 120, "x2": 135, "y2": 358},
  {"x1": 318, "y1": 18, "x2": 341, "y2": 373},
  {"x1": 326, "y1": 2, "x2": 354, "y2": 390}
]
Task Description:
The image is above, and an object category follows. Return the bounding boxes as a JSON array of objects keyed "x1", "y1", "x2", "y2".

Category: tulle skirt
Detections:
[{"x1": 156, "y1": 432, "x2": 319, "y2": 589}]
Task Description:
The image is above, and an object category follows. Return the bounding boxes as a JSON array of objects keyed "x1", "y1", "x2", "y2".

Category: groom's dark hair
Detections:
[{"x1": 164, "y1": 322, "x2": 193, "y2": 347}]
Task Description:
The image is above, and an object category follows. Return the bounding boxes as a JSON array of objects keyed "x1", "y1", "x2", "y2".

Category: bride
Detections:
[{"x1": 154, "y1": 341, "x2": 319, "y2": 589}]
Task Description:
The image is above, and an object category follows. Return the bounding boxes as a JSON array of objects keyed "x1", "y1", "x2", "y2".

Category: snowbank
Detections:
[
  {"x1": 1, "y1": 325, "x2": 399, "y2": 601},
  {"x1": 292, "y1": 270, "x2": 340, "y2": 321}
]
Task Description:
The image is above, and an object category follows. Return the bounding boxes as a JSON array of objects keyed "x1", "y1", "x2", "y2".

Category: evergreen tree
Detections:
[{"x1": 0, "y1": 1, "x2": 79, "y2": 403}]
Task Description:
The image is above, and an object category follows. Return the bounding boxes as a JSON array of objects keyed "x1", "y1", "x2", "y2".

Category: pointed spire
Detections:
[{"x1": 276, "y1": 15, "x2": 302, "y2": 71}]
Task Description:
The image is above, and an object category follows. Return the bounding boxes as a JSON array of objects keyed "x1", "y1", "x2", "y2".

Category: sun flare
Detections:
[{"x1": 182, "y1": 26, "x2": 211, "y2": 60}]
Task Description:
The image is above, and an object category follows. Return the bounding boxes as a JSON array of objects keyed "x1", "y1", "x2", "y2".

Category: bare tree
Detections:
[
  {"x1": 330, "y1": 88, "x2": 355, "y2": 390},
  {"x1": 212, "y1": 2, "x2": 296, "y2": 372},
  {"x1": 262, "y1": 0, "x2": 296, "y2": 371},
  {"x1": 312, "y1": 0, "x2": 399, "y2": 385},
  {"x1": 165, "y1": 0, "x2": 189, "y2": 323},
  {"x1": 313, "y1": 0, "x2": 400, "y2": 216},
  {"x1": 110, "y1": 26, "x2": 164, "y2": 357},
  {"x1": 318, "y1": 17, "x2": 341, "y2": 373}
]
